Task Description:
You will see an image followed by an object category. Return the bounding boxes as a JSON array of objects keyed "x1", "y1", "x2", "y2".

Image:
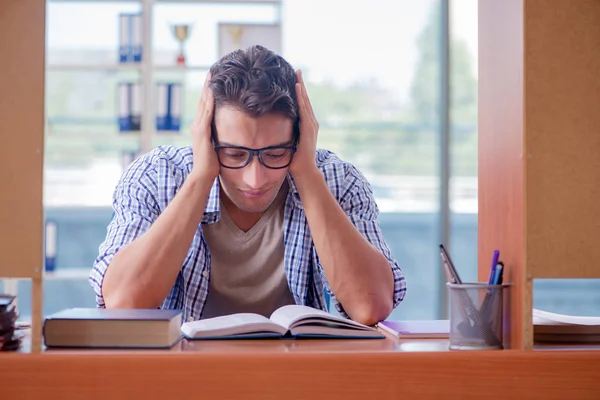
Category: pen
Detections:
[
  {"x1": 495, "y1": 261, "x2": 504, "y2": 284},
  {"x1": 480, "y1": 261, "x2": 504, "y2": 321},
  {"x1": 439, "y1": 244, "x2": 462, "y2": 284}
]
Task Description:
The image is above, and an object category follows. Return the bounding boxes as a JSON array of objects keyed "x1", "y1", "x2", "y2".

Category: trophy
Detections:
[
  {"x1": 227, "y1": 25, "x2": 244, "y2": 51},
  {"x1": 171, "y1": 24, "x2": 191, "y2": 66}
]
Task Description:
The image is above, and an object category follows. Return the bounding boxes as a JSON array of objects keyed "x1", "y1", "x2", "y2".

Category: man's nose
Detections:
[{"x1": 242, "y1": 156, "x2": 267, "y2": 189}]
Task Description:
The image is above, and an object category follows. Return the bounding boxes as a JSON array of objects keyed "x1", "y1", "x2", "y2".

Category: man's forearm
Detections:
[
  {"x1": 102, "y1": 172, "x2": 214, "y2": 309},
  {"x1": 294, "y1": 169, "x2": 394, "y2": 325}
]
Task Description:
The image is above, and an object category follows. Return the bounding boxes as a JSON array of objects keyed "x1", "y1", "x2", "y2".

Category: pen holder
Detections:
[{"x1": 447, "y1": 282, "x2": 508, "y2": 350}]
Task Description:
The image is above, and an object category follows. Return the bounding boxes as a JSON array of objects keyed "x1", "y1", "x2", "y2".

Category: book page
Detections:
[
  {"x1": 533, "y1": 308, "x2": 600, "y2": 326},
  {"x1": 181, "y1": 313, "x2": 286, "y2": 338},
  {"x1": 269, "y1": 305, "x2": 371, "y2": 330}
]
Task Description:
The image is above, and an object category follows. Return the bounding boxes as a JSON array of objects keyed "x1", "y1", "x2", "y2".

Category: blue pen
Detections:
[
  {"x1": 488, "y1": 250, "x2": 500, "y2": 284},
  {"x1": 496, "y1": 261, "x2": 505, "y2": 284},
  {"x1": 492, "y1": 262, "x2": 503, "y2": 285}
]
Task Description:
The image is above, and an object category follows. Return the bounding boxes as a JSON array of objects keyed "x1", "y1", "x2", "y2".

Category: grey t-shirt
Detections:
[{"x1": 201, "y1": 186, "x2": 295, "y2": 318}]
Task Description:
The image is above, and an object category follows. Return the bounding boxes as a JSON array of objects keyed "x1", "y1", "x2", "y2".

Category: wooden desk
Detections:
[{"x1": 2, "y1": 332, "x2": 600, "y2": 399}]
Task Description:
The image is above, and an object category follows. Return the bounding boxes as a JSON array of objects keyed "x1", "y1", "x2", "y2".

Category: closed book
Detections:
[
  {"x1": 376, "y1": 320, "x2": 449, "y2": 339},
  {"x1": 43, "y1": 308, "x2": 183, "y2": 349}
]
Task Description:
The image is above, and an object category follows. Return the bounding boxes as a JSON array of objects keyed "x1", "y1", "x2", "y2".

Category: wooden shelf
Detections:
[
  {"x1": 47, "y1": 64, "x2": 142, "y2": 71},
  {"x1": 44, "y1": 269, "x2": 90, "y2": 280},
  {"x1": 46, "y1": 64, "x2": 212, "y2": 72},
  {"x1": 155, "y1": 0, "x2": 281, "y2": 3},
  {"x1": 153, "y1": 65, "x2": 211, "y2": 71},
  {"x1": 48, "y1": 0, "x2": 281, "y2": 3},
  {"x1": 46, "y1": 131, "x2": 141, "y2": 139}
]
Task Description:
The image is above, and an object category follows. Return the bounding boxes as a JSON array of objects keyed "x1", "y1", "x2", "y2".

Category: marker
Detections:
[{"x1": 488, "y1": 250, "x2": 500, "y2": 284}]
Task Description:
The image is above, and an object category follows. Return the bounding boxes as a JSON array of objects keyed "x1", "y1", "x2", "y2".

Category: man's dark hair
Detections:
[{"x1": 209, "y1": 45, "x2": 299, "y2": 144}]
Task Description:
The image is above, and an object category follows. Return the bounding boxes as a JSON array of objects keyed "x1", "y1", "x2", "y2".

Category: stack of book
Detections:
[
  {"x1": 0, "y1": 294, "x2": 21, "y2": 351},
  {"x1": 533, "y1": 308, "x2": 600, "y2": 343}
]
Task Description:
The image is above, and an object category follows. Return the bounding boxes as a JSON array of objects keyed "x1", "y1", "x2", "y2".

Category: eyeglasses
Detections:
[{"x1": 214, "y1": 145, "x2": 297, "y2": 169}]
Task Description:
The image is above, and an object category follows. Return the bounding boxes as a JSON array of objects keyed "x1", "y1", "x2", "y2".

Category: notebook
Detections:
[
  {"x1": 43, "y1": 308, "x2": 183, "y2": 348},
  {"x1": 181, "y1": 305, "x2": 384, "y2": 339},
  {"x1": 376, "y1": 320, "x2": 449, "y2": 339}
]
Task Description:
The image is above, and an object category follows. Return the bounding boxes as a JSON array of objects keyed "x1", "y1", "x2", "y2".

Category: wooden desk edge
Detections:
[{"x1": 2, "y1": 350, "x2": 600, "y2": 399}]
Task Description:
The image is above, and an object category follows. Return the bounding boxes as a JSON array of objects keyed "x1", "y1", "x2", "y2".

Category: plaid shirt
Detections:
[{"x1": 90, "y1": 145, "x2": 406, "y2": 322}]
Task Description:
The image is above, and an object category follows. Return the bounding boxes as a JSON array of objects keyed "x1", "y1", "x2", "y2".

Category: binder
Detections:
[
  {"x1": 118, "y1": 13, "x2": 143, "y2": 63},
  {"x1": 118, "y1": 14, "x2": 129, "y2": 63},
  {"x1": 169, "y1": 83, "x2": 181, "y2": 132},
  {"x1": 121, "y1": 150, "x2": 139, "y2": 170},
  {"x1": 118, "y1": 82, "x2": 132, "y2": 131},
  {"x1": 118, "y1": 82, "x2": 142, "y2": 132},
  {"x1": 132, "y1": 13, "x2": 143, "y2": 62},
  {"x1": 130, "y1": 83, "x2": 142, "y2": 131},
  {"x1": 156, "y1": 83, "x2": 169, "y2": 131},
  {"x1": 44, "y1": 220, "x2": 57, "y2": 272}
]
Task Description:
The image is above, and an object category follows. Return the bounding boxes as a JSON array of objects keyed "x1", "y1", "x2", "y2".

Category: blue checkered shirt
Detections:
[{"x1": 90, "y1": 145, "x2": 406, "y2": 322}]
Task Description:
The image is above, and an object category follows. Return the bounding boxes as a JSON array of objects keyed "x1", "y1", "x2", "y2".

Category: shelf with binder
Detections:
[
  {"x1": 46, "y1": 64, "x2": 209, "y2": 72},
  {"x1": 43, "y1": 269, "x2": 92, "y2": 281},
  {"x1": 153, "y1": 65, "x2": 211, "y2": 71},
  {"x1": 46, "y1": 131, "x2": 142, "y2": 139},
  {"x1": 44, "y1": 0, "x2": 282, "y2": 157},
  {"x1": 46, "y1": 64, "x2": 142, "y2": 71}
]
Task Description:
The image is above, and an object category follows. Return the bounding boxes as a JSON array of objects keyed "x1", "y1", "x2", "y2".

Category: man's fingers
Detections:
[
  {"x1": 194, "y1": 73, "x2": 214, "y2": 130},
  {"x1": 295, "y1": 82, "x2": 308, "y2": 121},
  {"x1": 200, "y1": 88, "x2": 214, "y2": 128},
  {"x1": 297, "y1": 70, "x2": 316, "y2": 122}
]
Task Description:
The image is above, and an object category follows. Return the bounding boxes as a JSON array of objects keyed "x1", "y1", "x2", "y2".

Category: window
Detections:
[{"x1": 6, "y1": 0, "x2": 484, "y2": 322}]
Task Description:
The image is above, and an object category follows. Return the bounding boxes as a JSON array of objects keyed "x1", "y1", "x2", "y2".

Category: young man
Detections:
[{"x1": 90, "y1": 45, "x2": 406, "y2": 325}]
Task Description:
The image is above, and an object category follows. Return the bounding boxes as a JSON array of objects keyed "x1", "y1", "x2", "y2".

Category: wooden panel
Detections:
[
  {"x1": 525, "y1": 0, "x2": 600, "y2": 279},
  {"x1": 0, "y1": 1, "x2": 45, "y2": 278},
  {"x1": 478, "y1": 1, "x2": 528, "y2": 349},
  {"x1": 2, "y1": 350, "x2": 600, "y2": 399}
]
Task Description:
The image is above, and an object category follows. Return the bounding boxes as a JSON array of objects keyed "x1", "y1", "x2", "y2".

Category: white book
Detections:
[{"x1": 181, "y1": 305, "x2": 384, "y2": 340}]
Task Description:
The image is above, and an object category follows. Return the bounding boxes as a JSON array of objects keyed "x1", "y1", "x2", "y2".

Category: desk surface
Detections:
[{"x1": 3, "y1": 332, "x2": 600, "y2": 399}]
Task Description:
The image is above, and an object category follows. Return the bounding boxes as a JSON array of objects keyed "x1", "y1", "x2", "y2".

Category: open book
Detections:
[{"x1": 181, "y1": 305, "x2": 384, "y2": 339}]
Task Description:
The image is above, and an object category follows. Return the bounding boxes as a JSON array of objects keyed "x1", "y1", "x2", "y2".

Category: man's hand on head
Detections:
[
  {"x1": 190, "y1": 72, "x2": 220, "y2": 183},
  {"x1": 289, "y1": 69, "x2": 320, "y2": 180}
]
